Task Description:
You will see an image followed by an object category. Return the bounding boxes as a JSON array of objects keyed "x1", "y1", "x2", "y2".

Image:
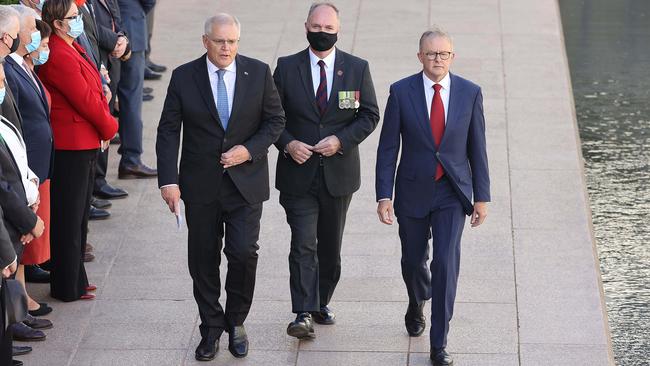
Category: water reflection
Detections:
[{"x1": 560, "y1": 1, "x2": 650, "y2": 365}]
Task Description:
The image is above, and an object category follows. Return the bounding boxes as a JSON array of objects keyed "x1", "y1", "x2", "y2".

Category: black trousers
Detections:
[
  {"x1": 185, "y1": 174, "x2": 262, "y2": 339},
  {"x1": 50, "y1": 149, "x2": 95, "y2": 301},
  {"x1": 0, "y1": 280, "x2": 12, "y2": 365},
  {"x1": 397, "y1": 177, "x2": 466, "y2": 349},
  {"x1": 94, "y1": 148, "x2": 109, "y2": 193},
  {"x1": 280, "y1": 167, "x2": 352, "y2": 313}
]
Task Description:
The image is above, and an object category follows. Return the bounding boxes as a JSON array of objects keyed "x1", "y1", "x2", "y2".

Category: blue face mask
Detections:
[
  {"x1": 36, "y1": 0, "x2": 45, "y2": 11},
  {"x1": 0, "y1": 87, "x2": 6, "y2": 105},
  {"x1": 66, "y1": 16, "x2": 84, "y2": 39},
  {"x1": 25, "y1": 30, "x2": 41, "y2": 53},
  {"x1": 32, "y1": 49, "x2": 49, "y2": 65}
]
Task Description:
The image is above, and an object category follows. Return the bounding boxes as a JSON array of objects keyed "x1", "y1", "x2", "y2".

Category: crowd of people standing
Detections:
[{"x1": 0, "y1": 0, "x2": 164, "y2": 364}]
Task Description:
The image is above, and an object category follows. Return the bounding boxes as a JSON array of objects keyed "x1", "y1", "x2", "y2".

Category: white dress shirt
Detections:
[
  {"x1": 207, "y1": 55, "x2": 236, "y2": 117},
  {"x1": 309, "y1": 48, "x2": 335, "y2": 99},
  {"x1": 423, "y1": 71, "x2": 450, "y2": 124},
  {"x1": 0, "y1": 116, "x2": 39, "y2": 206},
  {"x1": 9, "y1": 53, "x2": 39, "y2": 89}
]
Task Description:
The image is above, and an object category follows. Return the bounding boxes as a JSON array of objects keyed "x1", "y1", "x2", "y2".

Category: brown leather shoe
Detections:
[
  {"x1": 118, "y1": 163, "x2": 158, "y2": 179},
  {"x1": 84, "y1": 252, "x2": 95, "y2": 262}
]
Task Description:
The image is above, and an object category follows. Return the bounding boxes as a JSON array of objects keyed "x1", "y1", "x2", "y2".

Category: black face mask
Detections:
[
  {"x1": 307, "y1": 31, "x2": 337, "y2": 52},
  {"x1": 4, "y1": 34, "x2": 20, "y2": 54}
]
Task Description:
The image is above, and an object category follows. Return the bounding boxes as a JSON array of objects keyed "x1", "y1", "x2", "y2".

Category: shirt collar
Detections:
[
  {"x1": 206, "y1": 55, "x2": 237, "y2": 75},
  {"x1": 309, "y1": 47, "x2": 336, "y2": 68},
  {"x1": 9, "y1": 52, "x2": 25, "y2": 67},
  {"x1": 422, "y1": 71, "x2": 451, "y2": 91}
]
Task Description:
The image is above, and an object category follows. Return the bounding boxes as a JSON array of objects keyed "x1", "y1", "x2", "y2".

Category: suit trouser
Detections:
[
  {"x1": 117, "y1": 50, "x2": 144, "y2": 167},
  {"x1": 50, "y1": 149, "x2": 95, "y2": 301},
  {"x1": 397, "y1": 177, "x2": 466, "y2": 349},
  {"x1": 145, "y1": 6, "x2": 154, "y2": 61},
  {"x1": 94, "y1": 59, "x2": 121, "y2": 192},
  {"x1": 280, "y1": 167, "x2": 352, "y2": 313},
  {"x1": 185, "y1": 174, "x2": 262, "y2": 339},
  {"x1": 0, "y1": 280, "x2": 12, "y2": 365}
]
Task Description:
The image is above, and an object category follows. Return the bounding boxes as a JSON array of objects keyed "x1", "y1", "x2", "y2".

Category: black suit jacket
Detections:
[
  {"x1": 273, "y1": 48, "x2": 380, "y2": 197},
  {"x1": 0, "y1": 206, "x2": 15, "y2": 269},
  {"x1": 80, "y1": 4, "x2": 101, "y2": 69},
  {"x1": 92, "y1": 0, "x2": 122, "y2": 69},
  {"x1": 156, "y1": 54, "x2": 286, "y2": 204},
  {"x1": 4, "y1": 56, "x2": 53, "y2": 182}
]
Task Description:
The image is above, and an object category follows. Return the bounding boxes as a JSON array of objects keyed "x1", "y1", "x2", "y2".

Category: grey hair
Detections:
[
  {"x1": 204, "y1": 13, "x2": 241, "y2": 37},
  {"x1": 0, "y1": 6, "x2": 20, "y2": 36},
  {"x1": 10, "y1": 5, "x2": 39, "y2": 26},
  {"x1": 307, "y1": 2, "x2": 340, "y2": 21},
  {"x1": 419, "y1": 25, "x2": 453, "y2": 51}
]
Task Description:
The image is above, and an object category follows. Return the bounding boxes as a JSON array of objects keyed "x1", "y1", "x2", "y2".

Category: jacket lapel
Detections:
[
  {"x1": 297, "y1": 49, "x2": 321, "y2": 118},
  {"x1": 408, "y1": 72, "x2": 436, "y2": 150},
  {"x1": 192, "y1": 55, "x2": 222, "y2": 127},
  {"x1": 226, "y1": 55, "x2": 249, "y2": 133},
  {"x1": 322, "y1": 48, "x2": 344, "y2": 118},
  {"x1": 7, "y1": 58, "x2": 48, "y2": 109},
  {"x1": 440, "y1": 73, "x2": 462, "y2": 149}
]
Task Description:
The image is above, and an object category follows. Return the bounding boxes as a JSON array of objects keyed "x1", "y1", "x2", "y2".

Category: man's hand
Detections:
[
  {"x1": 103, "y1": 84, "x2": 112, "y2": 104},
  {"x1": 377, "y1": 200, "x2": 394, "y2": 225},
  {"x1": 111, "y1": 36, "x2": 127, "y2": 58},
  {"x1": 20, "y1": 233, "x2": 34, "y2": 245},
  {"x1": 32, "y1": 216, "x2": 45, "y2": 238},
  {"x1": 312, "y1": 135, "x2": 341, "y2": 157},
  {"x1": 286, "y1": 140, "x2": 314, "y2": 164},
  {"x1": 161, "y1": 186, "x2": 181, "y2": 214},
  {"x1": 100, "y1": 65, "x2": 111, "y2": 84},
  {"x1": 220, "y1": 145, "x2": 251, "y2": 168},
  {"x1": 2, "y1": 259, "x2": 17, "y2": 278},
  {"x1": 470, "y1": 202, "x2": 488, "y2": 227},
  {"x1": 30, "y1": 193, "x2": 40, "y2": 213}
]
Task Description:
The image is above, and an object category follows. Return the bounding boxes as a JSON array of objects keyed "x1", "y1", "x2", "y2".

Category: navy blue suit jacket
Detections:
[
  {"x1": 117, "y1": 0, "x2": 155, "y2": 52},
  {"x1": 4, "y1": 57, "x2": 53, "y2": 182},
  {"x1": 375, "y1": 72, "x2": 490, "y2": 217}
]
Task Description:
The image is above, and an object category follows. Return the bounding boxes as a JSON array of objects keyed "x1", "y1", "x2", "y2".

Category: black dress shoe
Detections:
[
  {"x1": 195, "y1": 336, "x2": 219, "y2": 361},
  {"x1": 430, "y1": 348, "x2": 453, "y2": 366},
  {"x1": 91, "y1": 197, "x2": 112, "y2": 209},
  {"x1": 25, "y1": 264, "x2": 50, "y2": 283},
  {"x1": 287, "y1": 313, "x2": 315, "y2": 339},
  {"x1": 146, "y1": 60, "x2": 167, "y2": 73},
  {"x1": 405, "y1": 302, "x2": 426, "y2": 337},
  {"x1": 13, "y1": 360, "x2": 23, "y2": 366},
  {"x1": 89, "y1": 206, "x2": 110, "y2": 220},
  {"x1": 28, "y1": 302, "x2": 52, "y2": 317},
  {"x1": 228, "y1": 325, "x2": 248, "y2": 358},
  {"x1": 12, "y1": 345, "x2": 32, "y2": 356},
  {"x1": 23, "y1": 314, "x2": 53, "y2": 330},
  {"x1": 12, "y1": 322, "x2": 46, "y2": 342},
  {"x1": 144, "y1": 67, "x2": 162, "y2": 80},
  {"x1": 118, "y1": 163, "x2": 157, "y2": 179},
  {"x1": 142, "y1": 94, "x2": 154, "y2": 102},
  {"x1": 94, "y1": 184, "x2": 128, "y2": 199},
  {"x1": 311, "y1": 305, "x2": 336, "y2": 325},
  {"x1": 143, "y1": 86, "x2": 154, "y2": 94}
]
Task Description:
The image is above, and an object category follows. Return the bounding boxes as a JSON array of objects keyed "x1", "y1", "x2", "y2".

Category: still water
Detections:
[{"x1": 559, "y1": 1, "x2": 650, "y2": 365}]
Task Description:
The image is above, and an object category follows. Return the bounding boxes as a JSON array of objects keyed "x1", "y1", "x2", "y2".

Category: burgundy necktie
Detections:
[
  {"x1": 430, "y1": 83, "x2": 445, "y2": 180},
  {"x1": 316, "y1": 60, "x2": 327, "y2": 115}
]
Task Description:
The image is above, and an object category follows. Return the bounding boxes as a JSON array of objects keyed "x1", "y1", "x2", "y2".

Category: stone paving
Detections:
[{"x1": 19, "y1": 0, "x2": 614, "y2": 365}]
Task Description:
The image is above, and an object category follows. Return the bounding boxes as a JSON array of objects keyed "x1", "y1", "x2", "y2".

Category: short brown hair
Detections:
[
  {"x1": 36, "y1": 19, "x2": 52, "y2": 39},
  {"x1": 41, "y1": 0, "x2": 74, "y2": 33}
]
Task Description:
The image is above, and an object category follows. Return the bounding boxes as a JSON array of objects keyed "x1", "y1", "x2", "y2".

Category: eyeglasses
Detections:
[
  {"x1": 424, "y1": 51, "x2": 453, "y2": 61},
  {"x1": 62, "y1": 13, "x2": 82, "y2": 22},
  {"x1": 208, "y1": 38, "x2": 239, "y2": 47}
]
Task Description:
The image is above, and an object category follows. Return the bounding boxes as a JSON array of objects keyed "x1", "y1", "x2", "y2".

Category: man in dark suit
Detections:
[
  {"x1": 0, "y1": 208, "x2": 18, "y2": 366},
  {"x1": 375, "y1": 27, "x2": 490, "y2": 366},
  {"x1": 116, "y1": 0, "x2": 156, "y2": 178},
  {"x1": 273, "y1": 2, "x2": 379, "y2": 339},
  {"x1": 156, "y1": 13, "x2": 285, "y2": 361}
]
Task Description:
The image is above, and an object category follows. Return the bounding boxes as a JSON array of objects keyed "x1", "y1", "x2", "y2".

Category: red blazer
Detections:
[{"x1": 37, "y1": 34, "x2": 117, "y2": 150}]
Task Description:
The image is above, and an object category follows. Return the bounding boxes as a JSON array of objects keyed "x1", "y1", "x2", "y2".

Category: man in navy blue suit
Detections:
[{"x1": 375, "y1": 26, "x2": 490, "y2": 366}]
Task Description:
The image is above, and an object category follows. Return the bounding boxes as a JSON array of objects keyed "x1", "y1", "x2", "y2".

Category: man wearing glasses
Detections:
[
  {"x1": 376, "y1": 26, "x2": 490, "y2": 366},
  {"x1": 156, "y1": 13, "x2": 285, "y2": 361}
]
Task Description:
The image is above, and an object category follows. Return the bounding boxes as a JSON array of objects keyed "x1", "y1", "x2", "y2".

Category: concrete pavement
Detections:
[{"x1": 20, "y1": 0, "x2": 614, "y2": 365}]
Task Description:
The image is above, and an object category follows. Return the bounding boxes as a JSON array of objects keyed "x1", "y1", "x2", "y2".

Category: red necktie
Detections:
[
  {"x1": 430, "y1": 84, "x2": 445, "y2": 180},
  {"x1": 316, "y1": 60, "x2": 328, "y2": 115}
]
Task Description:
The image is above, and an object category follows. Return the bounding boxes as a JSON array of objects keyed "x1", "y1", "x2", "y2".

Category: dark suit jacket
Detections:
[
  {"x1": 156, "y1": 54, "x2": 286, "y2": 204},
  {"x1": 0, "y1": 87, "x2": 22, "y2": 134},
  {"x1": 273, "y1": 48, "x2": 380, "y2": 197},
  {"x1": 0, "y1": 206, "x2": 16, "y2": 269},
  {"x1": 80, "y1": 4, "x2": 101, "y2": 68},
  {"x1": 375, "y1": 72, "x2": 491, "y2": 217},
  {"x1": 4, "y1": 56, "x2": 53, "y2": 182},
  {"x1": 92, "y1": 0, "x2": 122, "y2": 69},
  {"x1": 0, "y1": 120, "x2": 38, "y2": 257},
  {"x1": 116, "y1": 0, "x2": 155, "y2": 52}
]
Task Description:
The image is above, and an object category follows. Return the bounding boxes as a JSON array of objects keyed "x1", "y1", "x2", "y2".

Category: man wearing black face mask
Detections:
[
  {"x1": 273, "y1": 2, "x2": 379, "y2": 340},
  {"x1": 0, "y1": 6, "x2": 24, "y2": 134}
]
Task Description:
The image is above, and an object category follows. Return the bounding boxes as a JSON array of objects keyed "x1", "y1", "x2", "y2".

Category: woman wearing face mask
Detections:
[{"x1": 39, "y1": 0, "x2": 118, "y2": 302}]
